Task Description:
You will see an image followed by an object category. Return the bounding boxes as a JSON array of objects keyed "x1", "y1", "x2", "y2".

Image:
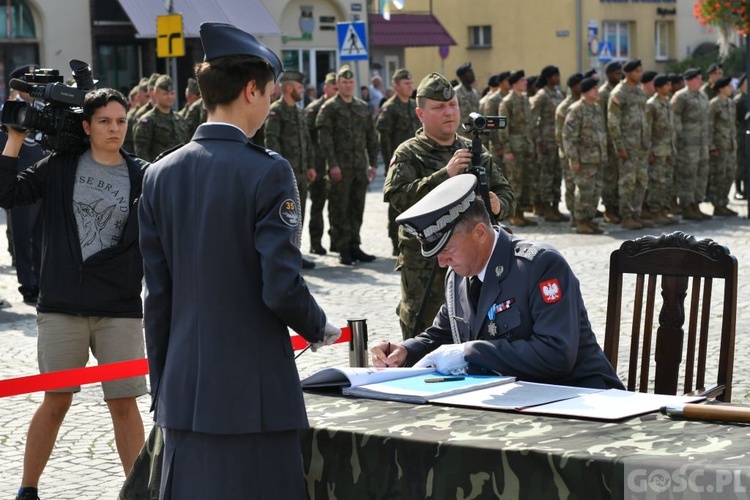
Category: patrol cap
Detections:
[
  {"x1": 9, "y1": 64, "x2": 38, "y2": 81},
  {"x1": 129, "y1": 85, "x2": 139, "y2": 98},
  {"x1": 147, "y1": 73, "x2": 161, "y2": 88},
  {"x1": 280, "y1": 69, "x2": 305, "y2": 84},
  {"x1": 580, "y1": 78, "x2": 598, "y2": 93},
  {"x1": 497, "y1": 71, "x2": 511, "y2": 83},
  {"x1": 567, "y1": 73, "x2": 583, "y2": 88},
  {"x1": 324, "y1": 72, "x2": 337, "y2": 85},
  {"x1": 604, "y1": 61, "x2": 622, "y2": 75},
  {"x1": 456, "y1": 62, "x2": 473, "y2": 77},
  {"x1": 683, "y1": 68, "x2": 702, "y2": 80},
  {"x1": 155, "y1": 75, "x2": 174, "y2": 92},
  {"x1": 653, "y1": 74, "x2": 670, "y2": 88},
  {"x1": 416, "y1": 72, "x2": 455, "y2": 101},
  {"x1": 487, "y1": 74, "x2": 501, "y2": 88},
  {"x1": 582, "y1": 68, "x2": 598, "y2": 80},
  {"x1": 714, "y1": 76, "x2": 732, "y2": 91},
  {"x1": 337, "y1": 65, "x2": 354, "y2": 79},
  {"x1": 623, "y1": 59, "x2": 642, "y2": 73},
  {"x1": 199, "y1": 22, "x2": 283, "y2": 83},
  {"x1": 739, "y1": 74, "x2": 747, "y2": 87},
  {"x1": 707, "y1": 63, "x2": 722, "y2": 75},
  {"x1": 392, "y1": 68, "x2": 412, "y2": 83},
  {"x1": 186, "y1": 77, "x2": 200, "y2": 95},
  {"x1": 396, "y1": 174, "x2": 478, "y2": 258},
  {"x1": 138, "y1": 77, "x2": 149, "y2": 93},
  {"x1": 641, "y1": 70, "x2": 657, "y2": 84},
  {"x1": 508, "y1": 70, "x2": 525, "y2": 85}
]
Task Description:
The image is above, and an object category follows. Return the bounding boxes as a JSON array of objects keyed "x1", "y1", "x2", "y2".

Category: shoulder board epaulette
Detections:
[
  {"x1": 514, "y1": 242, "x2": 544, "y2": 261},
  {"x1": 153, "y1": 143, "x2": 186, "y2": 162}
]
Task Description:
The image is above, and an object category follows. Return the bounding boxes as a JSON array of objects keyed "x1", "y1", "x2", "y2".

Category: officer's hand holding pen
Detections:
[{"x1": 370, "y1": 342, "x2": 407, "y2": 367}]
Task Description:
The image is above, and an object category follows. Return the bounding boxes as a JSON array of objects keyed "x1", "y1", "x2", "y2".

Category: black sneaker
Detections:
[
  {"x1": 351, "y1": 248, "x2": 376, "y2": 263},
  {"x1": 309, "y1": 244, "x2": 327, "y2": 256},
  {"x1": 301, "y1": 258, "x2": 316, "y2": 269},
  {"x1": 16, "y1": 487, "x2": 40, "y2": 500}
]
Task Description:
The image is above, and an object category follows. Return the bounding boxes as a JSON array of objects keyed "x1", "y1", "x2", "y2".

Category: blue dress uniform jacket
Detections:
[
  {"x1": 139, "y1": 123, "x2": 327, "y2": 435},
  {"x1": 402, "y1": 228, "x2": 623, "y2": 390}
]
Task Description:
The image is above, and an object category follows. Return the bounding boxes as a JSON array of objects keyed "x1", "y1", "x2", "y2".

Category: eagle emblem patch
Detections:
[{"x1": 539, "y1": 279, "x2": 562, "y2": 304}]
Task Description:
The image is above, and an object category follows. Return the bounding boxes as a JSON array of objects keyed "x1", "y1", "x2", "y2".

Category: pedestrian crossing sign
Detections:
[
  {"x1": 598, "y1": 42, "x2": 613, "y2": 63},
  {"x1": 337, "y1": 22, "x2": 368, "y2": 61}
]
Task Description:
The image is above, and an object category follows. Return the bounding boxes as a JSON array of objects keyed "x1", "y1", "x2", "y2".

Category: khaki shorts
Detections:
[{"x1": 37, "y1": 312, "x2": 147, "y2": 400}]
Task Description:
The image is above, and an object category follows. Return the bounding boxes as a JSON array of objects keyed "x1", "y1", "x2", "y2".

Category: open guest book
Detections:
[{"x1": 300, "y1": 367, "x2": 515, "y2": 404}]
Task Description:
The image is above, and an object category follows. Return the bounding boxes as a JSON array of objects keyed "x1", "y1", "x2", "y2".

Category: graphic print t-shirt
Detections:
[{"x1": 73, "y1": 151, "x2": 131, "y2": 260}]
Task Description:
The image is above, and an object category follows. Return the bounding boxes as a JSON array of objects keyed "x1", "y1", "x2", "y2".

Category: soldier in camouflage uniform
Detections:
[
  {"x1": 376, "y1": 68, "x2": 420, "y2": 256},
  {"x1": 480, "y1": 71, "x2": 510, "y2": 174},
  {"x1": 178, "y1": 77, "x2": 199, "y2": 118},
  {"x1": 499, "y1": 70, "x2": 537, "y2": 227},
  {"x1": 562, "y1": 78, "x2": 607, "y2": 234},
  {"x1": 133, "y1": 75, "x2": 189, "y2": 162},
  {"x1": 734, "y1": 74, "x2": 747, "y2": 198},
  {"x1": 315, "y1": 65, "x2": 379, "y2": 265},
  {"x1": 122, "y1": 77, "x2": 148, "y2": 154},
  {"x1": 598, "y1": 61, "x2": 623, "y2": 223},
  {"x1": 305, "y1": 72, "x2": 337, "y2": 255},
  {"x1": 608, "y1": 59, "x2": 653, "y2": 230},
  {"x1": 701, "y1": 63, "x2": 722, "y2": 102},
  {"x1": 383, "y1": 72, "x2": 514, "y2": 340},
  {"x1": 672, "y1": 68, "x2": 712, "y2": 220},
  {"x1": 645, "y1": 75, "x2": 678, "y2": 225},
  {"x1": 641, "y1": 70, "x2": 657, "y2": 99},
  {"x1": 133, "y1": 73, "x2": 160, "y2": 121},
  {"x1": 555, "y1": 73, "x2": 583, "y2": 224},
  {"x1": 708, "y1": 76, "x2": 738, "y2": 216},
  {"x1": 180, "y1": 78, "x2": 205, "y2": 139},
  {"x1": 531, "y1": 65, "x2": 568, "y2": 223},
  {"x1": 454, "y1": 62, "x2": 480, "y2": 139}
]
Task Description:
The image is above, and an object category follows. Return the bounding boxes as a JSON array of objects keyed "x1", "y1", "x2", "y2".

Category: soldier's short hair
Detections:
[
  {"x1": 82, "y1": 88, "x2": 128, "y2": 123},
  {"x1": 195, "y1": 55, "x2": 275, "y2": 112}
]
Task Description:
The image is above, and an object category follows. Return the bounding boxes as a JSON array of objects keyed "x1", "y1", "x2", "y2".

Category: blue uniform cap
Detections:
[{"x1": 199, "y1": 22, "x2": 284, "y2": 83}]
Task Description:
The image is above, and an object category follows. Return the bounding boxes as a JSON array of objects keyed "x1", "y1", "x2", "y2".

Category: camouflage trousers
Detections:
[
  {"x1": 308, "y1": 163, "x2": 328, "y2": 245},
  {"x1": 328, "y1": 167, "x2": 367, "y2": 251},
  {"x1": 601, "y1": 143, "x2": 620, "y2": 210},
  {"x1": 537, "y1": 145, "x2": 562, "y2": 204},
  {"x1": 572, "y1": 162, "x2": 602, "y2": 220},
  {"x1": 676, "y1": 148, "x2": 709, "y2": 207},
  {"x1": 645, "y1": 155, "x2": 673, "y2": 212},
  {"x1": 737, "y1": 144, "x2": 747, "y2": 185},
  {"x1": 708, "y1": 148, "x2": 736, "y2": 207},
  {"x1": 617, "y1": 150, "x2": 648, "y2": 215},
  {"x1": 559, "y1": 150, "x2": 575, "y2": 213},
  {"x1": 387, "y1": 205, "x2": 399, "y2": 251},
  {"x1": 504, "y1": 150, "x2": 536, "y2": 209},
  {"x1": 397, "y1": 254, "x2": 447, "y2": 340}
]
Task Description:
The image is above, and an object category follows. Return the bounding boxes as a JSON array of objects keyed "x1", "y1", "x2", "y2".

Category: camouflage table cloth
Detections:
[{"x1": 301, "y1": 393, "x2": 750, "y2": 500}]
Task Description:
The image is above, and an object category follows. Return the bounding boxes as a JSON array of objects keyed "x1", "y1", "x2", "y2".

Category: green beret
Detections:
[
  {"x1": 392, "y1": 68, "x2": 412, "y2": 83},
  {"x1": 324, "y1": 72, "x2": 337, "y2": 85},
  {"x1": 155, "y1": 75, "x2": 174, "y2": 92},
  {"x1": 138, "y1": 77, "x2": 149, "y2": 93},
  {"x1": 186, "y1": 77, "x2": 200, "y2": 95},
  {"x1": 280, "y1": 69, "x2": 305, "y2": 84},
  {"x1": 337, "y1": 65, "x2": 354, "y2": 79},
  {"x1": 147, "y1": 73, "x2": 161, "y2": 88},
  {"x1": 416, "y1": 72, "x2": 455, "y2": 101}
]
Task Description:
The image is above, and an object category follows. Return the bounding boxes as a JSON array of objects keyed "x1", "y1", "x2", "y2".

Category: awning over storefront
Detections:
[
  {"x1": 370, "y1": 14, "x2": 456, "y2": 47},
  {"x1": 116, "y1": 0, "x2": 281, "y2": 38}
]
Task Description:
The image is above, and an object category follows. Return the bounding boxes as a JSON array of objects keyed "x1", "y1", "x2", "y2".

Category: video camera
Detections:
[
  {"x1": 1, "y1": 59, "x2": 96, "y2": 153},
  {"x1": 462, "y1": 112, "x2": 507, "y2": 135}
]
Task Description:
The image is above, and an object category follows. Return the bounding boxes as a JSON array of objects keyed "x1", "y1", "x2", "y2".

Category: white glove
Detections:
[
  {"x1": 310, "y1": 321, "x2": 342, "y2": 352},
  {"x1": 412, "y1": 344, "x2": 468, "y2": 375}
]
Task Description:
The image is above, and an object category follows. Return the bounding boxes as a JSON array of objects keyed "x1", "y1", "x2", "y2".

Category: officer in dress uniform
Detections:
[
  {"x1": 370, "y1": 174, "x2": 623, "y2": 390},
  {"x1": 138, "y1": 22, "x2": 341, "y2": 499}
]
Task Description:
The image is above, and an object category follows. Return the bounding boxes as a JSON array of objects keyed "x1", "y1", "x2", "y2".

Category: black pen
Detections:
[
  {"x1": 424, "y1": 376, "x2": 465, "y2": 383},
  {"x1": 386, "y1": 342, "x2": 392, "y2": 357}
]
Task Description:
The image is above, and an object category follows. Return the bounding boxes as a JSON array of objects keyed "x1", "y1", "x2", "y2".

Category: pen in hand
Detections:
[{"x1": 386, "y1": 342, "x2": 392, "y2": 357}]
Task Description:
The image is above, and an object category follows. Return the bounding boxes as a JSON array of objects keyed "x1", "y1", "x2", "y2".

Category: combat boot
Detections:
[
  {"x1": 669, "y1": 197, "x2": 682, "y2": 215},
  {"x1": 339, "y1": 250, "x2": 354, "y2": 266},
  {"x1": 713, "y1": 205, "x2": 738, "y2": 217},
  {"x1": 551, "y1": 204, "x2": 570, "y2": 222},
  {"x1": 509, "y1": 216, "x2": 527, "y2": 227},
  {"x1": 575, "y1": 219, "x2": 595, "y2": 234},
  {"x1": 621, "y1": 214, "x2": 642, "y2": 230},
  {"x1": 639, "y1": 209, "x2": 653, "y2": 220},
  {"x1": 650, "y1": 210, "x2": 671, "y2": 226},
  {"x1": 521, "y1": 214, "x2": 538, "y2": 226},
  {"x1": 351, "y1": 247, "x2": 376, "y2": 262},
  {"x1": 660, "y1": 209, "x2": 679, "y2": 225},
  {"x1": 543, "y1": 204, "x2": 564, "y2": 223},
  {"x1": 533, "y1": 202, "x2": 545, "y2": 216},
  {"x1": 570, "y1": 216, "x2": 577, "y2": 228},
  {"x1": 586, "y1": 220, "x2": 605, "y2": 234},
  {"x1": 692, "y1": 203, "x2": 712, "y2": 220},
  {"x1": 681, "y1": 205, "x2": 702, "y2": 221},
  {"x1": 310, "y1": 243, "x2": 327, "y2": 255},
  {"x1": 603, "y1": 208, "x2": 621, "y2": 224},
  {"x1": 633, "y1": 213, "x2": 655, "y2": 228}
]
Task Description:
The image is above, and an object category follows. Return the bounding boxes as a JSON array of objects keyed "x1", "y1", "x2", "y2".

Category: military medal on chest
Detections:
[{"x1": 487, "y1": 298, "x2": 516, "y2": 338}]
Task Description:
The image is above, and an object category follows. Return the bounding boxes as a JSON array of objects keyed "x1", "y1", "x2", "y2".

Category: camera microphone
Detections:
[{"x1": 9, "y1": 78, "x2": 32, "y2": 93}]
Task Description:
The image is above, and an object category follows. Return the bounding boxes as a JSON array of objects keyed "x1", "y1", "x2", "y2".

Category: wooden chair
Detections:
[{"x1": 603, "y1": 231, "x2": 737, "y2": 402}]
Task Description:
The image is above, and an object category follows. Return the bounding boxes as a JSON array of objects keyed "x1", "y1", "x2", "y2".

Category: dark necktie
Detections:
[{"x1": 468, "y1": 276, "x2": 482, "y2": 311}]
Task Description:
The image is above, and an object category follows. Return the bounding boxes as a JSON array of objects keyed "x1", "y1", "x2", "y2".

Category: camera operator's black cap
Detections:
[
  {"x1": 508, "y1": 70, "x2": 525, "y2": 85},
  {"x1": 567, "y1": 73, "x2": 583, "y2": 88},
  {"x1": 654, "y1": 74, "x2": 670, "y2": 88},
  {"x1": 199, "y1": 22, "x2": 284, "y2": 83},
  {"x1": 641, "y1": 70, "x2": 657, "y2": 84},
  {"x1": 683, "y1": 68, "x2": 702, "y2": 80},
  {"x1": 497, "y1": 71, "x2": 511, "y2": 83},
  {"x1": 707, "y1": 63, "x2": 722, "y2": 75},
  {"x1": 580, "y1": 78, "x2": 598, "y2": 93},
  {"x1": 714, "y1": 76, "x2": 732, "y2": 91},
  {"x1": 396, "y1": 174, "x2": 478, "y2": 258},
  {"x1": 487, "y1": 74, "x2": 500, "y2": 87},
  {"x1": 416, "y1": 72, "x2": 455, "y2": 101},
  {"x1": 456, "y1": 62, "x2": 472, "y2": 77},
  {"x1": 280, "y1": 69, "x2": 305, "y2": 84},
  {"x1": 604, "y1": 61, "x2": 622, "y2": 75},
  {"x1": 623, "y1": 59, "x2": 641, "y2": 73},
  {"x1": 9, "y1": 64, "x2": 38, "y2": 81}
]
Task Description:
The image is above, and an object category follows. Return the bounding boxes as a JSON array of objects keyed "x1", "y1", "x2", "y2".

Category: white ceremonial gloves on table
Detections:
[
  {"x1": 310, "y1": 321, "x2": 342, "y2": 352},
  {"x1": 413, "y1": 344, "x2": 468, "y2": 375}
]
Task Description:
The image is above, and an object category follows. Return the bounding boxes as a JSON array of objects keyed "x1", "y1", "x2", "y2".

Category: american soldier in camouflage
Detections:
[
  {"x1": 384, "y1": 72, "x2": 514, "y2": 340},
  {"x1": 499, "y1": 70, "x2": 536, "y2": 227},
  {"x1": 555, "y1": 73, "x2": 583, "y2": 221},
  {"x1": 562, "y1": 78, "x2": 607, "y2": 234},
  {"x1": 598, "y1": 61, "x2": 624, "y2": 223},
  {"x1": 531, "y1": 65, "x2": 568, "y2": 222},
  {"x1": 315, "y1": 65, "x2": 379, "y2": 265},
  {"x1": 645, "y1": 75, "x2": 678, "y2": 225},
  {"x1": 376, "y1": 69, "x2": 420, "y2": 256},
  {"x1": 701, "y1": 62, "x2": 722, "y2": 102},
  {"x1": 608, "y1": 60, "x2": 652, "y2": 230},
  {"x1": 454, "y1": 62, "x2": 481, "y2": 139},
  {"x1": 708, "y1": 76, "x2": 738, "y2": 215},
  {"x1": 671, "y1": 68, "x2": 712, "y2": 220},
  {"x1": 734, "y1": 74, "x2": 748, "y2": 197},
  {"x1": 133, "y1": 75, "x2": 189, "y2": 162},
  {"x1": 304, "y1": 72, "x2": 337, "y2": 255},
  {"x1": 480, "y1": 71, "x2": 510, "y2": 171}
]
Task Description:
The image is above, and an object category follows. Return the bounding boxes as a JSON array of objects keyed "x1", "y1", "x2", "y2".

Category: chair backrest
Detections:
[{"x1": 603, "y1": 231, "x2": 737, "y2": 402}]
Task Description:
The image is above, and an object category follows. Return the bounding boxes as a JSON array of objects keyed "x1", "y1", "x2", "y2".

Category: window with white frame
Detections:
[
  {"x1": 469, "y1": 26, "x2": 492, "y2": 48},
  {"x1": 603, "y1": 21, "x2": 630, "y2": 60},
  {"x1": 655, "y1": 21, "x2": 671, "y2": 61}
]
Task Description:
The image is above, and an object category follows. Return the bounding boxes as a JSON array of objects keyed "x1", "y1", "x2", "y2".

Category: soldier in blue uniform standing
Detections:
[
  {"x1": 138, "y1": 22, "x2": 341, "y2": 499},
  {"x1": 371, "y1": 175, "x2": 623, "y2": 390}
]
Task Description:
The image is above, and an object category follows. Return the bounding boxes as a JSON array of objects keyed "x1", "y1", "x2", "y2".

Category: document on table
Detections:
[
  {"x1": 431, "y1": 381, "x2": 603, "y2": 410},
  {"x1": 300, "y1": 366, "x2": 435, "y2": 389}
]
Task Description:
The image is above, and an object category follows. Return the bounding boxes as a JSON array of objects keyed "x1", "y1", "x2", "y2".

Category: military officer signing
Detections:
[{"x1": 371, "y1": 175, "x2": 624, "y2": 390}]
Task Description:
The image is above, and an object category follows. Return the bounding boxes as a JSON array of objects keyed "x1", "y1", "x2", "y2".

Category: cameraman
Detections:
[{"x1": 0, "y1": 88, "x2": 148, "y2": 500}]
